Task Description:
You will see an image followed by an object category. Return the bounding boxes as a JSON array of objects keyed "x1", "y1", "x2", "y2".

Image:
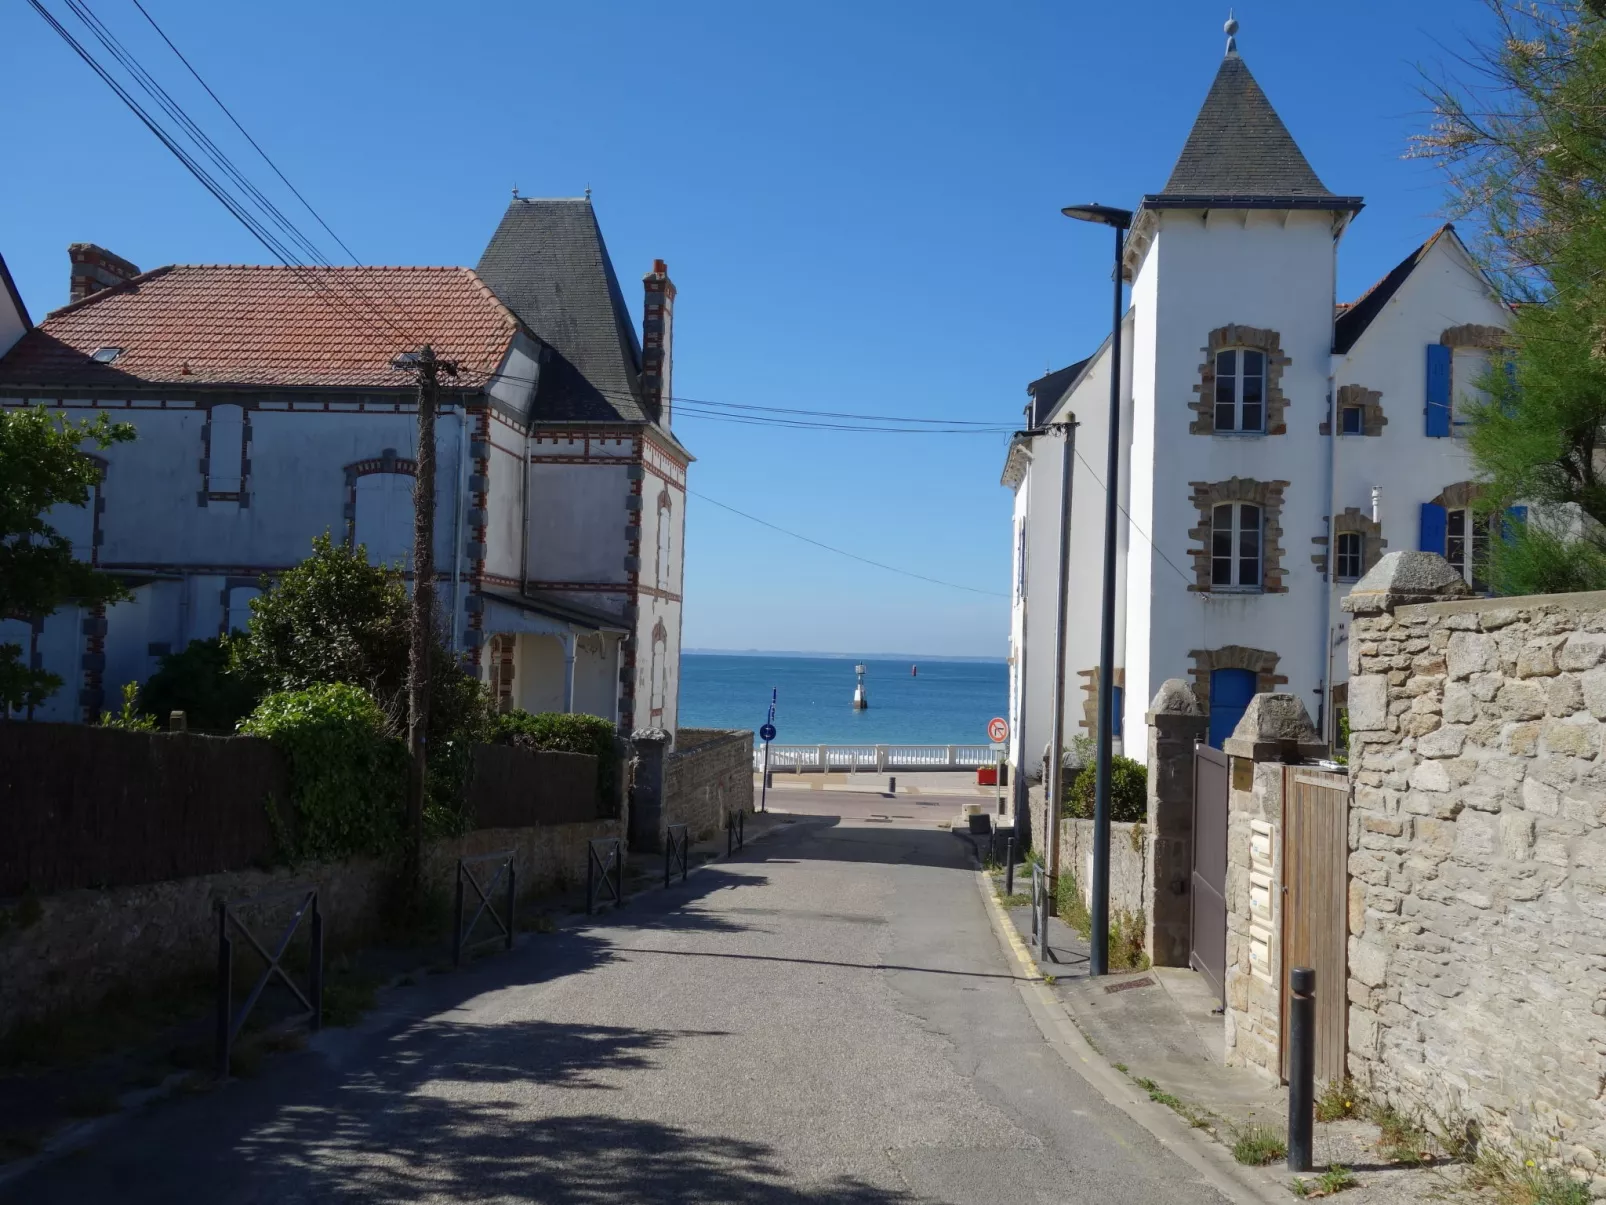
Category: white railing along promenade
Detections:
[{"x1": 753, "y1": 744, "x2": 997, "y2": 773}]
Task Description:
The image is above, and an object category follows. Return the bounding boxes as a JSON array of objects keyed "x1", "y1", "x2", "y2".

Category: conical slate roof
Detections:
[
  {"x1": 1148, "y1": 53, "x2": 1360, "y2": 211},
  {"x1": 475, "y1": 197, "x2": 651, "y2": 423}
]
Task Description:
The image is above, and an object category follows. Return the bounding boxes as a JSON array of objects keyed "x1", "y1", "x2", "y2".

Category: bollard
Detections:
[
  {"x1": 888, "y1": 776, "x2": 896, "y2": 795},
  {"x1": 1287, "y1": 967, "x2": 1316, "y2": 1172},
  {"x1": 1005, "y1": 837, "x2": 1015, "y2": 897}
]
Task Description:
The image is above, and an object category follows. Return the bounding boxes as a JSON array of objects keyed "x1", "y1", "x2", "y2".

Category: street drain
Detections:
[{"x1": 1103, "y1": 976, "x2": 1156, "y2": 994}]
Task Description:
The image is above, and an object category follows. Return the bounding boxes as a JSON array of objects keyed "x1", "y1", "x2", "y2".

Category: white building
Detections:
[
  {"x1": 1004, "y1": 27, "x2": 1509, "y2": 788},
  {"x1": 0, "y1": 201, "x2": 689, "y2": 733}
]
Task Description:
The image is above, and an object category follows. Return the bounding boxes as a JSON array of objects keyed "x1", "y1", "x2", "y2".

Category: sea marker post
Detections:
[{"x1": 758, "y1": 689, "x2": 777, "y2": 813}]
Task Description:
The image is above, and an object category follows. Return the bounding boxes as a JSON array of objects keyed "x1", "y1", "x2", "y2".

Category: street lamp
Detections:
[{"x1": 1061, "y1": 201, "x2": 1133, "y2": 977}]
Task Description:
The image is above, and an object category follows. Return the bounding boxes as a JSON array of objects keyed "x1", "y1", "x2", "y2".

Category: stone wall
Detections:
[
  {"x1": 1060, "y1": 818, "x2": 1148, "y2": 919},
  {"x1": 0, "y1": 817, "x2": 620, "y2": 1035},
  {"x1": 665, "y1": 729, "x2": 754, "y2": 842},
  {"x1": 1343, "y1": 553, "x2": 1606, "y2": 1178}
]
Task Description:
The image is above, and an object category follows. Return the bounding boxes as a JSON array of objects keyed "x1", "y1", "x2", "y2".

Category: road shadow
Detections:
[
  {"x1": 745, "y1": 816, "x2": 972, "y2": 871},
  {"x1": 6, "y1": 1014, "x2": 929, "y2": 1204}
]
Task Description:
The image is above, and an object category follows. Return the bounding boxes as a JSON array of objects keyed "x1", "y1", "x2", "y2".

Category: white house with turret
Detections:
[{"x1": 1004, "y1": 22, "x2": 1510, "y2": 786}]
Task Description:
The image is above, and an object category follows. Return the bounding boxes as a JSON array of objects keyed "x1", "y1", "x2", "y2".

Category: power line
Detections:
[
  {"x1": 1068, "y1": 444, "x2": 1195, "y2": 588},
  {"x1": 131, "y1": 0, "x2": 363, "y2": 266},
  {"x1": 687, "y1": 488, "x2": 1008, "y2": 598}
]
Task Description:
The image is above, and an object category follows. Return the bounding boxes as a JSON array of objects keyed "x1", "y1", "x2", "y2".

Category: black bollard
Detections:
[
  {"x1": 1287, "y1": 967, "x2": 1315, "y2": 1172},
  {"x1": 1005, "y1": 837, "x2": 1015, "y2": 897},
  {"x1": 888, "y1": 776, "x2": 896, "y2": 795}
]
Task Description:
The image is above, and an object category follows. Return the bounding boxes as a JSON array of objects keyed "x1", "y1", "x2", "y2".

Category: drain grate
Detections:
[{"x1": 1103, "y1": 975, "x2": 1156, "y2": 994}]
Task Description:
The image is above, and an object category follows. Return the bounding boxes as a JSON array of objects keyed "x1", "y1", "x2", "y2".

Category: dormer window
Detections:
[
  {"x1": 90, "y1": 347, "x2": 124, "y2": 364},
  {"x1": 1214, "y1": 349, "x2": 1265, "y2": 433}
]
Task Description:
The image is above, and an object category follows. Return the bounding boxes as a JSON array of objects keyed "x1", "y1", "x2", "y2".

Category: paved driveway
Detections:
[{"x1": 3, "y1": 807, "x2": 1227, "y2": 1204}]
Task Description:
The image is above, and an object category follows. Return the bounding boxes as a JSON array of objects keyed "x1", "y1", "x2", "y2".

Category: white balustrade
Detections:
[{"x1": 753, "y1": 744, "x2": 998, "y2": 773}]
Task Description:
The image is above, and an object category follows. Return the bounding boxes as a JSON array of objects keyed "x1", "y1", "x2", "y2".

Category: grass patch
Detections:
[
  {"x1": 1134, "y1": 1075, "x2": 1213, "y2": 1128},
  {"x1": 1468, "y1": 1148, "x2": 1592, "y2": 1205},
  {"x1": 1291, "y1": 1165, "x2": 1358, "y2": 1198},
  {"x1": 1052, "y1": 873, "x2": 1149, "y2": 969},
  {"x1": 998, "y1": 892, "x2": 1030, "y2": 908},
  {"x1": 1232, "y1": 1124, "x2": 1288, "y2": 1166},
  {"x1": 1315, "y1": 1078, "x2": 1360, "y2": 1123},
  {"x1": 1368, "y1": 1102, "x2": 1434, "y2": 1166}
]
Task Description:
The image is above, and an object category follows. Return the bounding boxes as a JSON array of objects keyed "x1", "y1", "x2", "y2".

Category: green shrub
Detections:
[
  {"x1": 101, "y1": 681, "x2": 157, "y2": 731},
  {"x1": 1064, "y1": 755, "x2": 1147, "y2": 822},
  {"x1": 491, "y1": 709, "x2": 618, "y2": 812},
  {"x1": 240, "y1": 682, "x2": 407, "y2": 861},
  {"x1": 138, "y1": 637, "x2": 263, "y2": 733}
]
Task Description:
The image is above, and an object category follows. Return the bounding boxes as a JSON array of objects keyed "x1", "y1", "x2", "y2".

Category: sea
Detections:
[{"x1": 678, "y1": 653, "x2": 1008, "y2": 746}]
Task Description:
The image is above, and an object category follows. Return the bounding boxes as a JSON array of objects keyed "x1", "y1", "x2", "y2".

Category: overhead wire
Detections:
[{"x1": 686, "y1": 488, "x2": 1008, "y2": 598}]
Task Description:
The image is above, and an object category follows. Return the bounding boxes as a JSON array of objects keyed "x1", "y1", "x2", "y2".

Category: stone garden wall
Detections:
[{"x1": 1343, "y1": 554, "x2": 1606, "y2": 1178}]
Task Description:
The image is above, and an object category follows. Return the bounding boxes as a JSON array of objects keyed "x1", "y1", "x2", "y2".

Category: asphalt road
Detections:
[{"x1": 4, "y1": 800, "x2": 1228, "y2": 1204}]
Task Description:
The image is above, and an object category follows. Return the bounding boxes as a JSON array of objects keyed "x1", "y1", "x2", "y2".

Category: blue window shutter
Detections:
[
  {"x1": 1111, "y1": 686, "x2": 1124, "y2": 738},
  {"x1": 1420, "y1": 502, "x2": 1448, "y2": 553},
  {"x1": 1426, "y1": 345, "x2": 1452, "y2": 437},
  {"x1": 1502, "y1": 505, "x2": 1529, "y2": 543}
]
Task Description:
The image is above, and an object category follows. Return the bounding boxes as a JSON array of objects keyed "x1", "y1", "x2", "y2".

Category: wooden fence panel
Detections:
[{"x1": 1282, "y1": 767, "x2": 1349, "y2": 1085}]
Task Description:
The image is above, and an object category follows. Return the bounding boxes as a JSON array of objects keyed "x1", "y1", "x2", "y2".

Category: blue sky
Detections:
[{"x1": 0, "y1": 1, "x2": 1497, "y2": 657}]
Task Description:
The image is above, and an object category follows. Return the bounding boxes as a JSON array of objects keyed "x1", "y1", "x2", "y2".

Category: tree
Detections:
[
  {"x1": 138, "y1": 637, "x2": 264, "y2": 733},
  {"x1": 229, "y1": 532, "x2": 489, "y2": 813},
  {"x1": 1415, "y1": 2, "x2": 1606, "y2": 592},
  {"x1": 0, "y1": 406, "x2": 135, "y2": 711}
]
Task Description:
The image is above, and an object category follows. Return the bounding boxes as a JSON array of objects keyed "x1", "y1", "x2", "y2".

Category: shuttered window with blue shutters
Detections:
[
  {"x1": 1426, "y1": 345, "x2": 1452, "y2": 437},
  {"x1": 1420, "y1": 502, "x2": 1448, "y2": 554}
]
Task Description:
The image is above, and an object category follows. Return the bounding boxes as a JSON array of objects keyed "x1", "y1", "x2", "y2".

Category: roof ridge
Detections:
[{"x1": 44, "y1": 264, "x2": 176, "y2": 320}]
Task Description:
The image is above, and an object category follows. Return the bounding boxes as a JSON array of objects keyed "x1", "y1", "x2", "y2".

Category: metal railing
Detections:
[
  {"x1": 664, "y1": 823, "x2": 690, "y2": 888},
  {"x1": 453, "y1": 850, "x2": 516, "y2": 968},
  {"x1": 215, "y1": 884, "x2": 322, "y2": 1080},
  {"x1": 587, "y1": 837, "x2": 624, "y2": 915},
  {"x1": 726, "y1": 809, "x2": 745, "y2": 855},
  {"x1": 1029, "y1": 863, "x2": 1050, "y2": 964},
  {"x1": 755, "y1": 744, "x2": 997, "y2": 773}
]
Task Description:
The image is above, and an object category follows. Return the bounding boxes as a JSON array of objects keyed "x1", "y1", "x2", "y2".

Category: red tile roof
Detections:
[{"x1": 0, "y1": 265, "x2": 522, "y2": 389}]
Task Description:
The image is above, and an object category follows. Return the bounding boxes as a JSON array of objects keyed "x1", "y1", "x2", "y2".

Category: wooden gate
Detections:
[
  {"x1": 1281, "y1": 767, "x2": 1349, "y2": 1085},
  {"x1": 1190, "y1": 743, "x2": 1229, "y2": 1004}
]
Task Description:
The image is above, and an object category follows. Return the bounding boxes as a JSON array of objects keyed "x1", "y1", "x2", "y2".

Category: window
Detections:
[
  {"x1": 1452, "y1": 348, "x2": 1491, "y2": 433},
  {"x1": 1015, "y1": 524, "x2": 1027, "y2": 601},
  {"x1": 207, "y1": 404, "x2": 245, "y2": 493},
  {"x1": 1214, "y1": 349, "x2": 1266, "y2": 433},
  {"x1": 1335, "y1": 531, "x2": 1363, "y2": 581},
  {"x1": 90, "y1": 346, "x2": 124, "y2": 364},
  {"x1": 1446, "y1": 507, "x2": 1487, "y2": 590},
  {"x1": 1340, "y1": 405, "x2": 1364, "y2": 435},
  {"x1": 1211, "y1": 503, "x2": 1262, "y2": 590},
  {"x1": 353, "y1": 472, "x2": 415, "y2": 567}
]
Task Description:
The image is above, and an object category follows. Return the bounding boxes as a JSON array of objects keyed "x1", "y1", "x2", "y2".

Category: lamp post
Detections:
[{"x1": 1061, "y1": 202, "x2": 1133, "y2": 977}]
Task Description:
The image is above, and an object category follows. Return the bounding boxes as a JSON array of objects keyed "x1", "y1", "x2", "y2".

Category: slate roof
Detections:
[
  {"x1": 0, "y1": 252, "x2": 29, "y2": 332},
  {"x1": 475, "y1": 197, "x2": 651, "y2": 424},
  {"x1": 1026, "y1": 357, "x2": 1091, "y2": 428},
  {"x1": 1332, "y1": 225, "x2": 1454, "y2": 354},
  {"x1": 1149, "y1": 54, "x2": 1360, "y2": 211},
  {"x1": 0, "y1": 265, "x2": 520, "y2": 389}
]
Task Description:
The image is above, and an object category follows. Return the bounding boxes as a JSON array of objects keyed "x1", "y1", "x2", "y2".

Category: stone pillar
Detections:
[
  {"x1": 1145, "y1": 679, "x2": 1208, "y2": 966},
  {"x1": 629, "y1": 728, "x2": 671, "y2": 852},
  {"x1": 1221, "y1": 693, "x2": 1327, "y2": 1081}
]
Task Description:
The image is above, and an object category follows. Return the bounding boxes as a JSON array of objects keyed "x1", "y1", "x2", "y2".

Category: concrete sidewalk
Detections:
[{"x1": 754, "y1": 770, "x2": 999, "y2": 798}]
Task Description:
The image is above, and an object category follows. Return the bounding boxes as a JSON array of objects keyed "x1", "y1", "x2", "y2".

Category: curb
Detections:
[{"x1": 969, "y1": 861, "x2": 1288, "y2": 1205}]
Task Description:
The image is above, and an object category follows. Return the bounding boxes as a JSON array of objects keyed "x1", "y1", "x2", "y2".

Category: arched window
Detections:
[
  {"x1": 1211, "y1": 503, "x2": 1262, "y2": 590},
  {"x1": 1214, "y1": 349, "x2": 1265, "y2": 433},
  {"x1": 655, "y1": 492, "x2": 672, "y2": 589},
  {"x1": 353, "y1": 473, "x2": 415, "y2": 567}
]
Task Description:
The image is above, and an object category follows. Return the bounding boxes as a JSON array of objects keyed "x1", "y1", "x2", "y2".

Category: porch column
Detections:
[{"x1": 562, "y1": 632, "x2": 577, "y2": 714}]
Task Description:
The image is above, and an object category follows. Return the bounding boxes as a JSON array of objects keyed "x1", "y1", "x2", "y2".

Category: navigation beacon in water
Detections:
[{"x1": 853, "y1": 663, "x2": 869, "y2": 710}]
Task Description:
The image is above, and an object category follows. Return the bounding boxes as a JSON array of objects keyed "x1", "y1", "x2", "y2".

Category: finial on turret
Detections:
[
  {"x1": 511, "y1": 183, "x2": 520, "y2": 200},
  {"x1": 1224, "y1": 9, "x2": 1239, "y2": 56},
  {"x1": 585, "y1": 183, "x2": 593, "y2": 201}
]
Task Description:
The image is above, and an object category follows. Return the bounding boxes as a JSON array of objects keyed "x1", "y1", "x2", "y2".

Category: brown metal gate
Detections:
[
  {"x1": 1281, "y1": 768, "x2": 1349, "y2": 1085},
  {"x1": 1190, "y1": 743, "x2": 1229, "y2": 1004}
]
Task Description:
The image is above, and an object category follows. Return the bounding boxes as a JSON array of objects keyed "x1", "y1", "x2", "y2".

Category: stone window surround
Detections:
[
  {"x1": 1439, "y1": 323, "x2": 1506, "y2": 350},
  {"x1": 1190, "y1": 325, "x2": 1292, "y2": 436},
  {"x1": 1076, "y1": 665, "x2": 1125, "y2": 734},
  {"x1": 1187, "y1": 477, "x2": 1290, "y2": 594},
  {"x1": 1320, "y1": 383, "x2": 1387, "y2": 438},
  {"x1": 198, "y1": 404, "x2": 252, "y2": 507},
  {"x1": 1310, "y1": 507, "x2": 1387, "y2": 582},
  {"x1": 1186, "y1": 646, "x2": 1286, "y2": 715},
  {"x1": 342, "y1": 450, "x2": 417, "y2": 550}
]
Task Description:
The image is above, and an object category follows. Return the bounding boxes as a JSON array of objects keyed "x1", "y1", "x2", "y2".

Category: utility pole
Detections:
[
  {"x1": 400, "y1": 343, "x2": 457, "y2": 879},
  {"x1": 1044, "y1": 420, "x2": 1076, "y2": 915}
]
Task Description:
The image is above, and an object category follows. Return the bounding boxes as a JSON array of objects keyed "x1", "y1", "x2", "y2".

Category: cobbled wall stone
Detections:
[
  {"x1": 665, "y1": 729, "x2": 753, "y2": 842},
  {"x1": 1344, "y1": 582, "x2": 1606, "y2": 1185},
  {"x1": 0, "y1": 818, "x2": 619, "y2": 1037}
]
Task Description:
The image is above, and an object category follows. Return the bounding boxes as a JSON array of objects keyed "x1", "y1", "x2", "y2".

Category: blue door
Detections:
[{"x1": 1209, "y1": 669, "x2": 1256, "y2": 749}]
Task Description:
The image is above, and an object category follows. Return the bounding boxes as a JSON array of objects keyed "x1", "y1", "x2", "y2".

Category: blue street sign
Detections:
[{"x1": 759, "y1": 723, "x2": 776, "y2": 742}]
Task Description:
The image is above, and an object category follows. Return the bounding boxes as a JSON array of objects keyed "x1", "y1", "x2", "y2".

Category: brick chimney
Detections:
[
  {"x1": 69, "y1": 243, "x2": 140, "y2": 304},
  {"x1": 641, "y1": 259, "x2": 676, "y2": 425}
]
